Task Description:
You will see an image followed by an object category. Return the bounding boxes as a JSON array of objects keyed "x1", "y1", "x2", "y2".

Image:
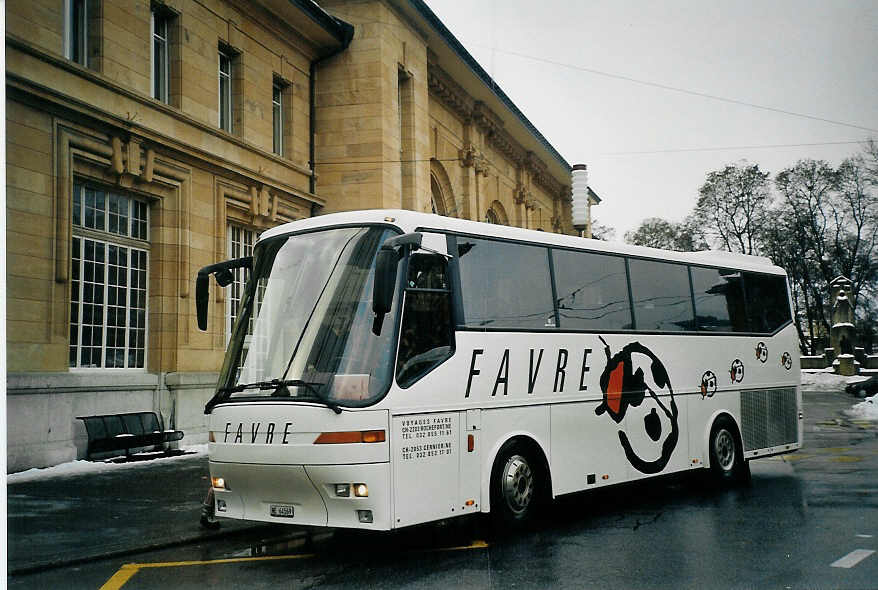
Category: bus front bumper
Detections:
[{"x1": 210, "y1": 461, "x2": 391, "y2": 530}]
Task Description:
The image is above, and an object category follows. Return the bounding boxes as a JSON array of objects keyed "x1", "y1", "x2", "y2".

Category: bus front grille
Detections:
[{"x1": 740, "y1": 387, "x2": 797, "y2": 451}]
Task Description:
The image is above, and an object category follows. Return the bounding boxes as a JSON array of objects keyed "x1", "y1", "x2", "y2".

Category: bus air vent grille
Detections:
[{"x1": 740, "y1": 387, "x2": 797, "y2": 451}]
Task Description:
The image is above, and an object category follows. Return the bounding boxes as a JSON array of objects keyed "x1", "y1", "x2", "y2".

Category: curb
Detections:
[{"x1": 8, "y1": 524, "x2": 286, "y2": 576}]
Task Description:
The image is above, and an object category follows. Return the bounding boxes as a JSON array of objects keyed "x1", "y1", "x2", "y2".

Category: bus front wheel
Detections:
[
  {"x1": 708, "y1": 417, "x2": 749, "y2": 484},
  {"x1": 490, "y1": 441, "x2": 540, "y2": 527}
]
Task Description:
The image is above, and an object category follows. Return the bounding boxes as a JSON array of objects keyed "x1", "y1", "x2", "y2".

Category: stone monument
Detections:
[{"x1": 829, "y1": 276, "x2": 858, "y2": 376}]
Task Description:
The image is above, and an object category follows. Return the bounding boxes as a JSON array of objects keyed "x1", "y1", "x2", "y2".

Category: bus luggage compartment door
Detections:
[{"x1": 391, "y1": 411, "x2": 460, "y2": 527}]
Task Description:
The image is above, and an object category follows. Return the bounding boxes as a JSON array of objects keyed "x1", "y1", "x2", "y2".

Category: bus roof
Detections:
[{"x1": 258, "y1": 210, "x2": 787, "y2": 275}]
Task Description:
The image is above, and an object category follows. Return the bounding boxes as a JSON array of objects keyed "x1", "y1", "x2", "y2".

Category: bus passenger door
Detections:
[{"x1": 459, "y1": 409, "x2": 481, "y2": 513}]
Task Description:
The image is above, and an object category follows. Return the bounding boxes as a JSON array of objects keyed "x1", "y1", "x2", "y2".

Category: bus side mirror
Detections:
[
  {"x1": 196, "y1": 272, "x2": 210, "y2": 331},
  {"x1": 372, "y1": 233, "x2": 422, "y2": 334},
  {"x1": 195, "y1": 257, "x2": 253, "y2": 331},
  {"x1": 373, "y1": 247, "x2": 399, "y2": 317}
]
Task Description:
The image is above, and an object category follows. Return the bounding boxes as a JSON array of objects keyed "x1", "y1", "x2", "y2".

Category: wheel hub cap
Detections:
[
  {"x1": 502, "y1": 455, "x2": 533, "y2": 514},
  {"x1": 715, "y1": 429, "x2": 735, "y2": 471}
]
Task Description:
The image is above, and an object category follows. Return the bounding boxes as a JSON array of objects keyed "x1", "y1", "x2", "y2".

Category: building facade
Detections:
[{"x1": 6, "y1": 0, "x2": 579, "y2": 471}]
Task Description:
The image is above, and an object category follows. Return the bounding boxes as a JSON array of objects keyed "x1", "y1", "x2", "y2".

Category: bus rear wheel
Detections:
[
  {"x1": 709, "y1": 417, "x2": 748, "y2": 484},
  {"x1": 491, "y1": 441, "x2": 540, "y2": 527}
]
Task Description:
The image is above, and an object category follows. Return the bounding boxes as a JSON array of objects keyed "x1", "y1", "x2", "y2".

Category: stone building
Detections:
[{"x1": 6, "y1": 0, "x2": 580, "y2": 471}]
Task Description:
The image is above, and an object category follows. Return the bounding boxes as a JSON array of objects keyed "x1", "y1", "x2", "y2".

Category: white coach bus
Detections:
[{"x1": 196, "y1": 210, "x2": 801, "y2": 530}]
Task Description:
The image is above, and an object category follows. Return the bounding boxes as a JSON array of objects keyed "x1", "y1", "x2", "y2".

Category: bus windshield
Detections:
[{"x1": 213, "y1": 225, "x2": 400, "y2": 410}]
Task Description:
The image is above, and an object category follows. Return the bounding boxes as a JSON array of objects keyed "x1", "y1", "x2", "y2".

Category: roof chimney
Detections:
[{"x1": 571, "y1": 164, "x2": 589, "y2": 232}]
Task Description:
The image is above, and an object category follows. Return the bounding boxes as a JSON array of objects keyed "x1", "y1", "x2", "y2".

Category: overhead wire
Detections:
[{"x1": 469, "y1": 45, "x2": 878, "y2": 134}]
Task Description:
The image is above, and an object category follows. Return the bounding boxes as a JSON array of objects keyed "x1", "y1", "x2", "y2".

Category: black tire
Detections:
[
  {"x1": 490, "y1": 441, "x2": 542, "y2": 527},
  {"x1": 708, "y1": 417, "x2": 749, "y2": 485}
]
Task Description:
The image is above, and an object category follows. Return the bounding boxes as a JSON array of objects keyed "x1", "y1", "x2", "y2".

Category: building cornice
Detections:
[
  {"x1": 6, "y1": 35, "x2": 324, "y2": 206},
  {"x1": 427, "y1": 62, "x2": 567, "y2": 198}
]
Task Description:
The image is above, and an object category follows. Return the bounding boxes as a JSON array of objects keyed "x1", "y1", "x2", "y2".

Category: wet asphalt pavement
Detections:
[{"x1": 7, "y1": 388, "x2": 877, "y2": 589}]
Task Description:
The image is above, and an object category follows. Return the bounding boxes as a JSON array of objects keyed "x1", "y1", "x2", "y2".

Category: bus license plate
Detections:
[{"x1": 270, "y1": 504, "x2": 295, "y2": 518}]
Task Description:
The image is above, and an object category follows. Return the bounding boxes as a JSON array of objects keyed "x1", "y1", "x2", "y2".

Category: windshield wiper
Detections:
[{"x1": 218, "y1": 379, "x2": 343, "y2": 415}]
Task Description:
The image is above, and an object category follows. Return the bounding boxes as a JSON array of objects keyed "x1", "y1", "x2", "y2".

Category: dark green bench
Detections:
[{"x1": 77, "y1": 411, "x2": 183, "y2": 459}]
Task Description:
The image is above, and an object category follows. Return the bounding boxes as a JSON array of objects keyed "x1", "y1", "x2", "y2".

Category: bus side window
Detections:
[
  {"x1": 396, "y1": 253, "x2": 454, "y2": 387},
  {"x1": 743, "y1": 272, "x2": 792, "y2": 333},
  {"x1": 690, "y1": 267, "x2": 747, "y2": 332}
]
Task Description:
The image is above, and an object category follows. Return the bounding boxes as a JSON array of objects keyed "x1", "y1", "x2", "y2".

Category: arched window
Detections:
[
  {"x1": 430, "y1": 175, "x2": 446, "y2": 216},
  {"x1": 485, "y1": 208, "x2": 499, "y2": 224}
]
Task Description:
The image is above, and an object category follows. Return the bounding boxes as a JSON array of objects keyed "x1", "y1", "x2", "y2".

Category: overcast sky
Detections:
[{"x1": 423, "y1": 0, "x2": 878, "y2": 238}]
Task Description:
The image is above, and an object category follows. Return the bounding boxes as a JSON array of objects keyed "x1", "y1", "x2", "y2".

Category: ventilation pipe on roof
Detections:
[{"x1": 571, "y1": 164, "x2": 589, "y2": 236}]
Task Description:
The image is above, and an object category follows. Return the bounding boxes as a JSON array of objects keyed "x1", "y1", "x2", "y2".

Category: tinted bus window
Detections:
[
  {"x1": 552, "y1": 249, "x2": 632, "y2": 330},
  {"x1": 628, "y1": 259, "x2": 694, "y2": 331},
  {"x1": 744, "y1": 273, "x2": 791, "y2": 333},
  {"x1": 691, "y1": 267, "x2": 747, "y2": 332},
  {"x1": 456, "y1": 238, "x2": 554, "y2": 329},
  {"x1": 396, "y1": 254, "x2": 453, "y2": 387}
]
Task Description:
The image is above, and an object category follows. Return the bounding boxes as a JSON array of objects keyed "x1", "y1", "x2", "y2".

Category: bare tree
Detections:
[
  {"x1": 624, "y1": 216, "x2": 707, "y2": 251},
  {"x1": 589, "y1": 218, "x2": 617, "y2": 242},
  {"x1": 693, "y1": 162, "x2": 771, "y2": 254},
  {"x1": 774, "y1": 159, "x2": 837, "y2": 339}
]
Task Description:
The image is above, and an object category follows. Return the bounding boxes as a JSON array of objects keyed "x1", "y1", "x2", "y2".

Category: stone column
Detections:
[{"x1": 829, "y1": 276, "x2": 857, "y2": 375}]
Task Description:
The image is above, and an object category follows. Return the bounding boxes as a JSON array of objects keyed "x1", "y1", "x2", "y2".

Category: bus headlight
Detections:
[
  {"x1": 353, "y1": 483, "x2": 368, "y2": 497},
  {"x1": 212, "y1": 476, "x2": 228, "y2": 490},
  {"x1": 335, "y1": 484, "x2": 350, "y2": 497}
]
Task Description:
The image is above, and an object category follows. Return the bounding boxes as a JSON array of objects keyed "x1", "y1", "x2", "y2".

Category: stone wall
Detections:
[
  {"x1": 5, "y1": 0, "x2": 576, "y2": 471},
  {"x1": 5, "y1": 0, "x2": 335, "y2": 471}
]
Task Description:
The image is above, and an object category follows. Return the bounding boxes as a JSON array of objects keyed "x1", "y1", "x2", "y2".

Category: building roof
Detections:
[
  {"x1": 398, "y1": 0, "x2": 572, "y2": 181},
  {"x1": 268, "y1": 0, "x2": 354, "y2": 52}
]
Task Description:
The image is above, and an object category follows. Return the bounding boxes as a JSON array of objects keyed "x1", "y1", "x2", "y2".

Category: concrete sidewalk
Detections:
[{"x1": 6, "y1": 451, "x2": 266, "y2": 575}]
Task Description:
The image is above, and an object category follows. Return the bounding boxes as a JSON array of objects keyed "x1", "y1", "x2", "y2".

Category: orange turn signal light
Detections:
[{"x1": 314, "y1": 430, "x2": 386, "y2": 444}]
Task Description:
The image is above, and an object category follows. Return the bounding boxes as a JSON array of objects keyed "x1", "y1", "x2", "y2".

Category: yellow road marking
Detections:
[
  {"x1": 99, "y1": 553, "x2": 316, "y2": 589},
  {"x1": 99, "y1": 564, "x2": 139, "y2": 590},
  {"x1": 781, "y1": 454, "x2": 813, "y2": 461},
  {"x1": 99, "y1": 539, "x2": 490, "y2": 588},
  {"x1": 434, "y1": 540, "x2": 490, "y2": 552}
]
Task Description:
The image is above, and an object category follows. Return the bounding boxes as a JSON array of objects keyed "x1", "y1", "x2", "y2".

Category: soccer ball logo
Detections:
[
  {"x1": 594, "y1": 336, "x2": 679, "y2": 475},
  {"x1": 755, "y1": 342, "x2": 768, "y2": 363},
  {"x1": 730, "y1": 359, "x2": 745, "y2": 383},
  {"x1": 700, "y1": 370, "x2": 717, "y2": 398}
]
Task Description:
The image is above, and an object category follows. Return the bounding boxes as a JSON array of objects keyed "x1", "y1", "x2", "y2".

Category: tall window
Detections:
[
  {"x1": 272, "y1": 82, "x2": 283, "y2": 155},
  {"x1": 70, "y1": 182, "x2": 149, "y2": 369},
  {"x1": 219, "y1": 48, "x2": 233, "y2": 132},
  {"x1": 151, "y1": 9, "x2": 170, "y2": 103},
  {"x1": 226, "y1": 224, "x2": 256, "y2": 339},
  {"x1": 65, "y1": 0, "x2": 88, "y2": 66}
]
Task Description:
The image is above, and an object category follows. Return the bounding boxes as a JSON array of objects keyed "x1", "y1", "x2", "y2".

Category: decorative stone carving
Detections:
[
  {"x1": 428, "y1": 64, "x2": 473, "y2": 121},
  {"x1": 459, "y1": 143, "x2": 489, "y2": 177},
  {"x1": 513, "y1": 182, "x2": 531, "y2": 205}
]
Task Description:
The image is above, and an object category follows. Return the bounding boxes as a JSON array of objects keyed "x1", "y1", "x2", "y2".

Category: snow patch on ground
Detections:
[
  {"x1": 7, "y1": 444, "x2": 207, "y2": 483},
  {"x1": 847, "y1": 395, "x2": 878, "y2": 421},
  {"x1": 800, "y1": 371, "x2": 868, "y2": 391}
]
